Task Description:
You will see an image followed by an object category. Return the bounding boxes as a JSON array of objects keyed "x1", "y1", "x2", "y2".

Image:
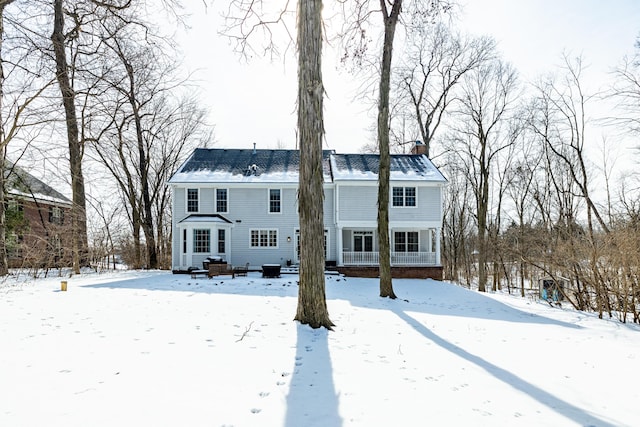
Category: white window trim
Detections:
[
  {"x1": 250, "y1": 228, "x2": 279, "y2": 249},
  {"x1": 391, "y1": 186, "x2": 418, "y2": 208},
  {"x1": 215, "y1": 188, "x2": 229, "y2": 213},
  {"x1": 393, "y1": 230, "x2": 420, "y2": 252},
  {"x1": 193, "y1": 228, "x2": 211, "y2": 253},
  {"x1": 186, "y1": 188, "x2": 200, "y2": 213},
  {"x1": 268, "y1": 188, "x2": 282, "y2": 214}
]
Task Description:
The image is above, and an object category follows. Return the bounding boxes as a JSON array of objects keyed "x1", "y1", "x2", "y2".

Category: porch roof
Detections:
[{"x1": 178, "y1": 214, "x2": 233, "y2": 224}]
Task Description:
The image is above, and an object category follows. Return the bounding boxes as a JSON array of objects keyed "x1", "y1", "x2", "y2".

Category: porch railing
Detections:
[{"x1": 342, "y1": 251, "x2": 436, "y2": 266}]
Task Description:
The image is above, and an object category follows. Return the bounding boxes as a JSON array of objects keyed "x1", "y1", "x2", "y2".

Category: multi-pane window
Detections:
[
  {"x1": 250, "y1": 229, "x2": 278, "y2": 248},
  {"x1": 49, "y1": 206, "x2": 64, "y2": 225},
  {"x1": 182, "y1": 229, "x2": 187, "y2": 253},
  {"x1": 392, "y1": 187, "x2": 416, "y2": 207},
  {"x1": 354, "y1": 231, "x2": 373, "y2": 252},
  {"x1": 187, "y1": 188, "x2": 199, "y2": 212},
  {"x1": 269, "y1": 189, "x2": 281, "y2": 213},
  {"x1": 218, "y1": 229, "x2": 226, "y2": 253},
  {"x1": 394, "y1": 231, "x2": 419, "y2": 252},
  {"x1": 216, "y1": 189, "x2": 228, "y2": 213},
  {"x1": 193, "y1": 229, "x2": 210, "y2": 253}
]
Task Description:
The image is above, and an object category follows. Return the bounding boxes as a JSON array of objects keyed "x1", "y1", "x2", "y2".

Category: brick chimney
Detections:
[{"x1": 410, "y1": 140, "x2": 426, "y2": 155}]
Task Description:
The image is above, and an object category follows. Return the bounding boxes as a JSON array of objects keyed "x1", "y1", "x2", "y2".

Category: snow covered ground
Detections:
[{"x1": 1, "y1": 270, "x2": 638, "y2": 426}]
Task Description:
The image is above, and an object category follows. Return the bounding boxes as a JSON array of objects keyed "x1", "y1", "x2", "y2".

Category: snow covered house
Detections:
[{"x1": 168, "y1": 144, "x2": 447, "y2": 278}]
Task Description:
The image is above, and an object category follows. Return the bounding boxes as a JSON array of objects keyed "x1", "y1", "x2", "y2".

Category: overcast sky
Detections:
[{"x1": 177, "y1": 0, "x2": 640, "y2": 154}]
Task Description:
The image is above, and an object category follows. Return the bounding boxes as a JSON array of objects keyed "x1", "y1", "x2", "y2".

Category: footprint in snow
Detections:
[{"x1": 250, "y1": 408, "x2": 261, "y2": 414}]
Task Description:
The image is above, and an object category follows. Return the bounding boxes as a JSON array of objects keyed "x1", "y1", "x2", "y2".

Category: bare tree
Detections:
[
  {"x1": 51, "y1": 0, "x2": 89, "y2": 273},
  {"x1": 608, "y1": 38, "x2": 640, "y2": 139},
  {"x1": 451, "y1": 58, "x2": 519, "y2": 292},
  {"x1": 338, "y1": 0, "x2": 451, "y2": 299},
  {"x1": 395, "y1": 25, "x2": 495, "y2": 156},
  {"x1": 294, "y1": 0, "x2": 333, "y2": 329},
  {"x1": 223, "y1": 0, "x2": 332, "y2": 328},
  {"x1": 374, "y1": 0, "x2": 403, "y2": 299},
  {"x1": 0, "y1": 0, "x2": 57, "y2": 275},
  {"x1": 0, "y1": 0, "x2": 17, "y2": 275}
]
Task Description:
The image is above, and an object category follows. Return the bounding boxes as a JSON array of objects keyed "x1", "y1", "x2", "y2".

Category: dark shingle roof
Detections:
[
  {"x1": 169, "y1": 148, "x2": 447, "y2": 184},
  {"x1": 170, "y1": 148, "x2": 334, "y2": 183},
  {"x1": 330, "y1": 154, "x2": 447, "y2": 182}
]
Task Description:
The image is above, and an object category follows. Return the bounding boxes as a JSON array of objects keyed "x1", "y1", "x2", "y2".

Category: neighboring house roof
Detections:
[
  {"x1": 330, "y1": 153, "x2": 447, "y2": 182},
  {"x1": 169, "y1": 148, "x2": 335, "y2": 184},
  {"x1": 4, "y1": 163, "x2": 72, "y2": 206},
  {"x1": 169, "y1": 148, "x2": 447, "y2": 185}
]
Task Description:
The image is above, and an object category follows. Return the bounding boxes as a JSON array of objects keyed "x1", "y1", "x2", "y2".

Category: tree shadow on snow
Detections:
[
  {"x1": 331, "y1": 277, "x2": 583, "y2": 329},
  {"x1": 84, "y1": 273, "x2": 583, "y2": 329},
  {"x1": 284, "y1": 323, "x2": 342, "y2": 427},
  {"x1": 390, "y1": 306, "x2": 617, "y2": 427}
]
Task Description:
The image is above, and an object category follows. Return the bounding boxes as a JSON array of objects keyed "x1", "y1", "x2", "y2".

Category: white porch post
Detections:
[
  {"x1": 435, "y1": 228, "x2": 441, "y2": 265},
  {"x1": 337, "y1": 226, "x2": 343, "y2": 266}
]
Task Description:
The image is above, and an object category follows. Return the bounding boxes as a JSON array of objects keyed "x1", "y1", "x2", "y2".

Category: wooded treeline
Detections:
[
  {"x1": 1, "y1": 1, "x2": 638, "y2": 323},
  {"x1": 388, "y1": 31, "x2": 640, "y2": 323},
  {"x1": 0, "y1": 0, "x2": 211, "y2": 275}
]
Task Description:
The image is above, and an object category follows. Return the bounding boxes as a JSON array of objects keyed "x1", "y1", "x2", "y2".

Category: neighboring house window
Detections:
[
  {"x1": 216, "y1": 189, "x2": 228, "y2": 213},
  {"x1": 251, "y1": 229, "x2": 278, "y2": 248},
  {"x1": 392, "y1": 187, "x2": 416, "y2": 207},
  {"x1": 7, "y1": 199, "x2": 23, "y2": 213},
  {"x1": 218, "y1": 229, "x2": 226, "y2": 253},
  {"x1": 187, "y1": 188, "x2": 199, "y2": 212},
  {"x1": 193, "y1": 229, "x2": 210, "y2": 253},
  {"x1": 394, "y1": 231, "x2": 419, "y2": 252},
  {"x1": 49, "y1": 235, "x2": 63, "y2": 262},
  {"x1": 269, "y1": 189, "x2": 281, "y2": 213},
  {"x1": 49, "y1": 206, "x2": 64, "y2": 225}
]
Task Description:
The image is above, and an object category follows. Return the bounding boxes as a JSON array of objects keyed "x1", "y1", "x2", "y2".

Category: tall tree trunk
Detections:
[
  {"x1": 0, "y1": 2, "x2": 11, "y2": 276},
  {"x1": 377, "y1": 0, "x2": 402, "y2": 299},
  {"x1": 51, "y1": 0, "x2": 88, "y2": 273},
  {"x1": 125, "y1": 61, "x2": 157, "y2": 269},
  {"x1": 476, "y1": 131, "x2": 489, "y2": 292},
  {"x1": 294, "y1": 0, "x2": 333, "y2": 329}
]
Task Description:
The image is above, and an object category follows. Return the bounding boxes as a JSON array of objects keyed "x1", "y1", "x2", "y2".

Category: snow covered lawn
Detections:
[{"x1": 1, "y1": 271, "x2": 638, "y2": 426}]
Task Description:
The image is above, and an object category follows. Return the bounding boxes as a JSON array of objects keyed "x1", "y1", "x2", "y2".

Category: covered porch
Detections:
[{"x1": 336, "y1": 225, "x2": 441, "y2": 267}]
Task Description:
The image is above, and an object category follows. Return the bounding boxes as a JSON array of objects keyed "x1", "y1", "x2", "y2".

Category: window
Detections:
[
  {"x1": 394, "y1": 231, "x2": 419, "y2": 252},
  {"x1": 7, "y1": 199, "x2": 23, "y2": 213},
  {"x1": 182, "y1": 229, "x2": 187, "y2": 253},
  {"x1": 193, "y1": 229, "x2": 210, "y2": 253},
  {"x1": 354, "y1": 231, "x2": 373, "y2": 252},
  {"x1": 49, "y1": 206, "x2": 64, "y2": 225},
  {"x1": 251, "y1": 229, "x2": 278, "y2": 248},
  {"x1": 187, "y1": 188, "x2": 199, "y2": 212},
  {"x1": 216, "y1": 189, "x2": 228, "y2": 213},
  {"x1": 392, "y1": 187, "x2": 416, "y2": 207},
  {"x1": 269, "y1": 189, "x2": 281, "y2": 213},
  {"x1": 218, "y1": 229, "x2": 226, "y2": 253}
]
